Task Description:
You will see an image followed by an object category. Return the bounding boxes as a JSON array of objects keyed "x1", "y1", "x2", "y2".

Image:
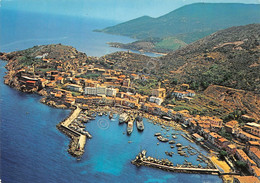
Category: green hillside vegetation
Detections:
[
  {"x1": 160, "y1": 24, "x2": 260, "y2": 92},
  {"x1": 98, "y1": 3, "x2": 260, "y2": 44},
  {"x1": 155, "y1": 37, "x2": 187, "y2": 51}
]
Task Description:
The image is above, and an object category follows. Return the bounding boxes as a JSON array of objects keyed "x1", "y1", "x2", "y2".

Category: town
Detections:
[{"x1": 1, "y1": 46, "x2": 260, "y2": 183}]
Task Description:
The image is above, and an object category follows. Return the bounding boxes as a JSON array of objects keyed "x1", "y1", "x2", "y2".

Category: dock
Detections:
[{"x1": 57, "y1": 106, "x2": 89, "y2": 157}]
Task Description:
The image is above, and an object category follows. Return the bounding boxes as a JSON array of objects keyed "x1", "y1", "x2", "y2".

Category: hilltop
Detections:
[{"x1": 97, "y1": 3, "x2": 260, "y2": 52}]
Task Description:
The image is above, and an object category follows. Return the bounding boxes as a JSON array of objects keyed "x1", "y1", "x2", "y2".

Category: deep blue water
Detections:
[
  {"x1": 0, "y1": 9, "x2": 221, "y2": 183},
  {"x1": 0, "y1": 9, "x2": 160, "y2": 57}
]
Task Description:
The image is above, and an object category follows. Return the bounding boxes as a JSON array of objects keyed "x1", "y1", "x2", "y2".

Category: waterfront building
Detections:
[{"x1": 192, "y1": 133, "x2": 204, "y2": 142}]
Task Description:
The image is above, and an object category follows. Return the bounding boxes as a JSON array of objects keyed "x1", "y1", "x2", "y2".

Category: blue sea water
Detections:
[{"x1": 0, "y1": 9, "x2": 222, "y2": 183}]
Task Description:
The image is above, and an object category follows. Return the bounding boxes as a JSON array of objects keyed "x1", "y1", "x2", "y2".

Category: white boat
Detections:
[
  {"x1": 119, "y1": 113, "x2": 129, "y2": 123},
  {"x1": 127, "y1": 120, "x2": 133, "y2": 135}
]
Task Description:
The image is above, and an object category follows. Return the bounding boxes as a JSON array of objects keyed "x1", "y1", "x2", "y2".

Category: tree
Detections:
[
  {"x1": 219, "y1": 150, "x2": 227, "y2": 159},
  {"x1": 235, "y1": 160, "x2": 246, "y2": 169}
]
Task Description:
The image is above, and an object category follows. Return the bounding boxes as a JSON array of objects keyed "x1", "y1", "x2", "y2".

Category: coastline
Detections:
[{"x1": 0, "y1": 48, "x2": 229, "y2": 182}]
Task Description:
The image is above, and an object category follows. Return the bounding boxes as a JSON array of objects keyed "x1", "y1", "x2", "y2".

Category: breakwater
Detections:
[
  {"x1": 57, "y1": 106, "x2": 89, "y2": 157},
  {"x1": 132, "y1": 150, "x2": 220, "y2": 175}
]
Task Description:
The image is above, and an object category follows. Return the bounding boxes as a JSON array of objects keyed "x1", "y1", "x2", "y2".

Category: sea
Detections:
[{"x1": 0, "y1": 9, "x2": 222, "y2": 183}]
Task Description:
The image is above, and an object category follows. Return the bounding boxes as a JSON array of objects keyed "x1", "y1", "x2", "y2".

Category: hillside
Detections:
[
  {"x1": 159, "y1": 24, "x2": 260, "y2": 92},
  {"x1": 98, "y1": 3, "x2": 260, "y2": 44},
  {"x1": 204, "y1": 85, "x2": 260, "y2": 121}
]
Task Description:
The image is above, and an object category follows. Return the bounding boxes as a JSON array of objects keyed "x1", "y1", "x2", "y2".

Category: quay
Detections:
[
  {"x1": 132, "y1": 150, "x2": 220, "y2": 175},
  {"x1": 139, "y1": 161, "x2": 220, "y2": 174},
  {"x1": 57, "y1": 106, "x2": 88, "y2": 157}
]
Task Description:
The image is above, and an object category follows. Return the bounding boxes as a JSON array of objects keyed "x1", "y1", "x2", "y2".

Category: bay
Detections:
[{"x1": 0, "y1": 8, "x2": 221, "y2": 183}]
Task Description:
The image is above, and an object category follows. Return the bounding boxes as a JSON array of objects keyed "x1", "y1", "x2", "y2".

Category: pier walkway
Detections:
[
  {"x1": 141, "y1": 161, "x2": 220, "y2": 174},
  {"x1": 62, "y1": 107, "x2": 82, "y2": 127},
  {"x1": 58, "y1": 107, "x2": 87, "y2": 156}
]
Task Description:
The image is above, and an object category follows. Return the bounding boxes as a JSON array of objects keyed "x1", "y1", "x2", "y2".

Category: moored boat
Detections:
[
  {"x1": 109, "y1": 112, "x2": 113, "y2": 119},
  {"x1": 119, "y1": 113, "x2": 129, "y2": 123},
  {"x1": 136, "y1": 116, "x2": 144, "y2": 131},
  {"x1": 127, "y1": 120, "x2": 134, "y2": 135}
]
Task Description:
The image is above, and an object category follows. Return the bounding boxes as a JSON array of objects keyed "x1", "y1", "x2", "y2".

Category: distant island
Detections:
[{"x1": 96, "y1": 3, "x2": 260, "y2": 53}]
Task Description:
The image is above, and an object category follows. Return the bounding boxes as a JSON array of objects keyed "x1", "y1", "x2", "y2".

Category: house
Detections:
[
  {"x1": 233, "y1": 176, "x2": 260, "y2": 183},
  {"x1": 225, "y1": 144, "x2": 237, "y2": 155},
  {"x1": 130, "y1": 73, "x2": 139, "y2": 80},
  {"x1": 243, "y1": 123, "x2": 260, "y2": 137},
  {"x1": 180, "y1": 83, "x2": 189, "y2": 91},
  {"x1": 236, "y1": 149, "x2": 257, "y2": 167},
  {"x1": 249, "y1": 166, "x2": 260, "y2": 179},
  {"x1": 56, "y1": 77, "x2": 64, "y2": 84},
  {"x1": 152, "y1": 88, "x2": 166, "y2": 99},
  {"x1": 225, "y1": 120, "x2": 239, "y2": 134},
  {"x1": 149, "y1": 96, "x2": 163, "y2": 105},
  {"x1": 186, "y1": 90, "x2": 196, "y2": 97},
  {"x1": 215, "y1": 137, "x2": 230, "y2": 149},
  {"x1": 246, "y1": 141, "x2": 260, "y2": 152},
  {"x1": 122, "y1": 79, "x2": 130, "y2": 87},
  {"x1": 72, "y1": 78, "x2": 80, "y2": 85},
  {"x1": 248, "y1": 147, "x2": 260, "y2": 167},
  {"x1": 208, "y1": 132, "x2": 221, "y2": 145},
  {"x1": 237, "y1": 130, "x2": 260, "y2": 141},
  {"x1": 172, "y1": 91, "x2": 188, "y2": 99}
]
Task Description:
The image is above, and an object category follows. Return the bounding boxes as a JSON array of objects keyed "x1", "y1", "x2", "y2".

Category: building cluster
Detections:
[
  {"x1": 13, "y1": 52, "x2": 260, "y2": 181},
  {"x1": 172, "y1": 84, "x2": 196, "y2": 101},
  {"x1": 176, "y1": 111, "x2": 260, "y2": 180}
]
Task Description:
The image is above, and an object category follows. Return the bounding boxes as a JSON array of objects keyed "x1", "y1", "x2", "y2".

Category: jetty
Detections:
[
  {"x1": 132, "y1": 150, "x2": 220, "y2": 175},
  {"x1": 57, "y1": 106, "x2": 90, "y2": 157}
]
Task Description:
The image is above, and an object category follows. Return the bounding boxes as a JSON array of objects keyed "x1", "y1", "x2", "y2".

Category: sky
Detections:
[{"x1": 1, "y1": 0, "x2": 260, "y2": 21}]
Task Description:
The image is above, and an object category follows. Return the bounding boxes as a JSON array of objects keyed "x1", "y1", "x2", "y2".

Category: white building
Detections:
[
  {"x1": 149, "y1": 96, "x2": 163, "y2": 105},
  {"x1": 106, "y1": 88, "x2": 117, "y2": 97},
  {"x1": 96, "y1": 86, "x2": 107, "y2": 96},
  {"x1": 85, "y1": 87, "x2": 97, "y2": 95}
]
